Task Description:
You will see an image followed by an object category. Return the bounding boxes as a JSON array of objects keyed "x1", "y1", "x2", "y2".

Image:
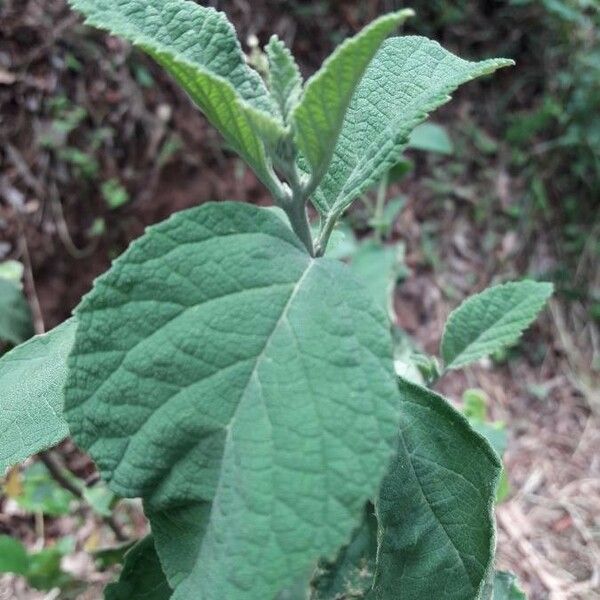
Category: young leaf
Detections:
[
  {"x1": 0, "y1": 319, "x2": 75, "y2": 473},
  {"x1": 408, "y1": 122, "x2": 454, "y2": 155},
  {"x1": 371, "y1": 378, "x2": 501, "y2": 600},
  {"x1": 267, "y1": 36, "x2": 303, "y2": 124},
  {"x1": 105, "y1": 536, "x2": 172, "y2": 600},
  {"x1": 312, "y1": 37, "x2": 513, "y2": 217},
  {"x1": 293, "y1": 10, "x2": 413, "y2": 187},
  {"x1": 0, "y1": 535, "x2": 29, "y2": 575},
  {"x1": 441, "y1": 280, "x2": 554, "y2": 370},
  {"x1": 65, "y1": 202, "x2": 400, "y2": 599},
  {"x1": 68, "y1": 0, "x2": 284, "y2": 189},
  {"x1": 0, "y1": 278, "x2": 34, "y2": 345}
]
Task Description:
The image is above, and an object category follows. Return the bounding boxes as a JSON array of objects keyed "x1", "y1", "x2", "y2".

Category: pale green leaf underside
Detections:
[
  {"x1": 0, "y1": 319, "x2": 75, "y2": 473},
  {"x1": 0, "y1": 279, "x2": 34, "y2": 346},
  {"x1": 293, "y1": 10, "x2": 412, "y2": 183},
  {"x1": 312, "y1": 37, "x2": 513, "y2": 216},
  {"x1": 68, "y1": 0, "x2": 283, "y2": 186},
  {"x1": 371, "y1": 378, "x2": 500, "y2": 600},
  {"x1": 441, "y1": 280, "x2": 553, "y2": 369},
  {"x1": 104, "y1": 535, "x2": 172, "y2": 600},
  {"x1": 65, "y1": 202, "x2": 399, "y2": 600},
  {"x1": 267, "y1": 36, "x2": 303, "y2": 124}
]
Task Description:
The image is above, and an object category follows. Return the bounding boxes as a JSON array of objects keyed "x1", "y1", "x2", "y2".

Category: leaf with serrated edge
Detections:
[
  {"x1": 68, "y1": 0, "x2": 284, "y2": 188},
  {"x1": 104, "y1": 536, "x2": 172, "y2": 600},
  {"x1": 0, "y1": 279, "x2": 34, "y2": 345},
  {"x1": 370, "y1": 378, "x2": 501, "y2": 600},
  {"x1": 441, "y1": 281, "x2": 553, "y2": 370},
  {"x1": 64, "y1": 203, "x2": 399, "y2": 599},
  {"x1": 312, "y1": 37, "x2": 513, "y2": 216},
  {"x1": 0, "y1": 319, "x2": 75, "y2": 473},
  {"x1": 293, "y1": 10, "x2": 413, "y2": 186}
]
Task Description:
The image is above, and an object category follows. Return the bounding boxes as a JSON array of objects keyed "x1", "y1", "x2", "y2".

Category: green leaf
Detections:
[
  {"x1": 65, "y1": 202, "x2": 400, "y2": 599},
  {"x1": 105, "y1": 536, "x2": 172, "y2": 600},
  {"x1": 0, "y1": 319, "x2": 75, "y2": 473},
  {"x1": 492, "y1": 571, "x2": 526, "y2": 599},
  {"x1": 408, "y1": 122, "x2": 454, "y2": 155},
  {"x1": 371, "y1": 378, "x2": 501, "y2": 600},
  {"x1": 0, "y1": 535, "x2": 29, "y2": 575},
  {"x1": 293, "y1": 10, "x2": 413, "y2": 185},
  {"x1": 16, "y1": 462, "x2": 76, "y2": 516},
  {"x1": 267, "y1": 36, "x2": 303, "y2": 123},
  {"x1": 68, "y1": 0, "x2": 283, "y2": 188},
  {"x1": 312, "y1": 37, "x2": 513, "y2": 217},
  {"x1": 311, "y1": 504, "x2": 378, "y2": 599},
  {"x1": 0, "y1": 278, "x2": 34, "y2": 345},
  {"x1": 0, "y1": 260, "x2": 25, "y2": 286},
  {"x1": 441, "y1": 281, "x2": 554, "y2": 370}
]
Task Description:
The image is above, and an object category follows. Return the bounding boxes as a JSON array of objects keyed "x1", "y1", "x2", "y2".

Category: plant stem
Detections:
[
  {"x1": 314, "y1": 212, "x2": 338, "y2": 257},
  {"x1": 284, "y1": 198, "x2": 314, "y2": 256}
]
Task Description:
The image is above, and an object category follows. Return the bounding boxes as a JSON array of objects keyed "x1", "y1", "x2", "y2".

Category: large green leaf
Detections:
[
  {"x1": 312, "y1": 37, "x2": 513, "y2": 216},
  {"x1": 0, "y1": 319, "x2": 75, "y2": 473},
  {"x1": 105, "y1": 536, "x2": 172, "y2": 600},
  {"x1": 0, "y1": 279, "x2": 34, "y2": 346},
  {"x1": 441, "y1": 281, "x2": 554, "y2": 370},
  {"x1": 370, "y1": 378, "x2": 500, "y2": 600},
  {"x1": 68, "y1": 0, "x2": 284, "y2": 187},
  {"x1": 65, "y1": 202, "x2": 400, "y2": 599},
  {"x1": 293, "y1": 10, "x2": 412, "y2": 187}
]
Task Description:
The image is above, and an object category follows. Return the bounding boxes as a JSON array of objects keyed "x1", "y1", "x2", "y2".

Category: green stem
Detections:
[{"x1": 284, "y1": 197, "x2": 314, "y2": 256}]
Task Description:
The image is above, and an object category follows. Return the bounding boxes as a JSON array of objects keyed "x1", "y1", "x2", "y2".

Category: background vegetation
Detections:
[{"x1": 0, "y1": 0, "x2": 598, "y2": 598}]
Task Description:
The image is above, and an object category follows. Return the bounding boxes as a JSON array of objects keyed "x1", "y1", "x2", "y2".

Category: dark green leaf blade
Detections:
[
  {"x1": 293, "y1": 10, "x2": 413, "y2": 186},
  {"x1": 313, "y1": 37, "x2": 513, "y2": 216},
  {"x1": 441, "y1": 281, "x2": 554, "y2": 370},
  {"x1": 371, "y1": 378, "x2": 501, "y2": 600},
  {"x1": 0, "y1": 319, "x2": 75, "y2": 472},
  {"x1": 65, "y1": 202, "x2": 400, "y2": 600},
  {"x1": 105, "y1": 536, "x2": 172, "y2": 600},
  {"x1": 0, "y1": 279, "x2": 34, "y2": 345}
]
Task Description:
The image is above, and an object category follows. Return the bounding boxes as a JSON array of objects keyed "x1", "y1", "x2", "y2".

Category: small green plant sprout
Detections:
[{"x1": 0, "y1": 1, "x2": 553, "y2": 598}]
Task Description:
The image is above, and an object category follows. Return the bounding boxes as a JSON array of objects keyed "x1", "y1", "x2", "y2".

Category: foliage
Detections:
[
  {"x1": 0, "y1": 271, "x2": 34, "y2": 347},
  {"x1": 0, "y1": 1, "x2": 551, "y2": 598}
]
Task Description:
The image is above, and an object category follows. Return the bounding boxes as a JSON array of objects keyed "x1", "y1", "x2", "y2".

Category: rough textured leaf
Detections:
[
  {"x1": 68, "y1": 0, "x2": 283, "y2": 186},
  {"x1": 293, "y1": 10, "x2": 413, "y2": 184},
  {"x1": 312, "y1": 37, "x2": 513, "y2": 216},
  {"x1": 441, "y1": 281, "x2": 554, "y2": 369},
  {"x1": 371, "y1": 378, "x2": 500, "y2": 600},
  {"x1": 267, "y1": 36, "x2": 302, "y2": 123},
  {"x1": 0, "y1": 279, "x2": 34, "y2": 345},
  {"x1": 492, "y1": 571, "x2": 526, "y2": 600},
  {"x1": 105, "y1": 536, "x2": 172, "y2": 600},
  {"x1": 65, "y1": 202, "x2": 400, "y2": 600},
  {"x1": 311, "y1": 504, "x2": 378, "y2": 599},
  {"x1": 0, "y1": 319, "x2": 75, "y2": 473}
]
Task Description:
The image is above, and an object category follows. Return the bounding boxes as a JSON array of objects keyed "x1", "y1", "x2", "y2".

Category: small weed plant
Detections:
[{"x1": 0, "y1": 1, "x2": 553, "y2": 598}]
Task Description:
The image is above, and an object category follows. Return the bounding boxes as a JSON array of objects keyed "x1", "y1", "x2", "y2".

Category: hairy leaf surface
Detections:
[
  {"x1": 68, "y1": 0, "x2": 284, "y2": 187},
  {"x1": 65, "y1": 202, "x2": 399, "y2": 599},
  {"x1": 293, "y1": 11, "x2": 412, "y2": 185},
  {"x1": 0, "y1": 279, "x2": 34, "y2": 346},
  {"x1": 441, "y1": 281, "x2": 553, "y2": 369},
  {"x1": 371, "y1": 378, "x2": 500, "y2": 600},
  {"x1": 0, "y1": 319, "x2": 75, "y2": 472},
  {"x1": 312, "y1": 37, "x2": 513, "y2": 216},
  {"x1": 267, "y1": 36, "x2": 303, "y2": 124},
  {"x1": 105, "y1": 536, "x2": 172, "y2": 600}
]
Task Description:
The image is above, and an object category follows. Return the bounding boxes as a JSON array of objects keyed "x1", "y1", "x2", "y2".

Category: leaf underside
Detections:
[
  {"x1": 370, "y1": 378, "x2": 501, "y2": 600},
  {"x1": 68, "y1": 0, "x2": 283, "y2": 186},
  {"x1": 0, "y1": 319, "x2": 75, "y2": 473},
  {"x1": 441, "y1": 280, "x2": 554, "y2": 369},
  {"x1": 312, "y1": 36, "x2": 513, "y2": 217},
  {"x1": 65, "y1": 202, "x2": 400, "y2": 599}
]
